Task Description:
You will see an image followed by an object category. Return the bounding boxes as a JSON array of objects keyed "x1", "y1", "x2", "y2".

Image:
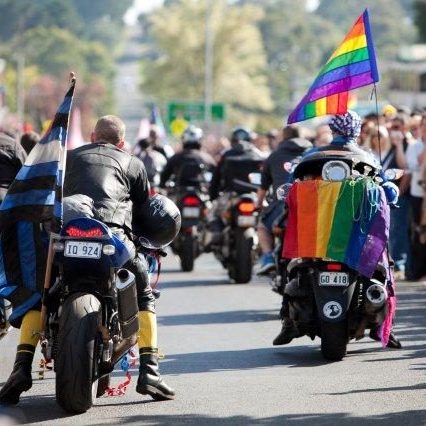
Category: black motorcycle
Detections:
[
  {"x1": 211, "y1": 171, "x2": 261, "y2": 284},
  {"x1": 42, "y1": 217, "x2": 146, "y2": 413},
  {"x1": 172, "y1": 187, "x2": 209, "y2": 272},
  {"x1": 278, "y1": 145, "x2": 399, "y2": 361}
]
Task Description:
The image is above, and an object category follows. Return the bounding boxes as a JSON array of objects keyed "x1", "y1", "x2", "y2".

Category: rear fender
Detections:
[{"x1": 313, "y1": 280, "x2": 357, "y2": 323}]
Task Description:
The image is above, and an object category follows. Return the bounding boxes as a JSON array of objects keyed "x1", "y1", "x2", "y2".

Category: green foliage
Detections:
[
  {"x1": 316, "y1": 0, "x2": 416, "y2": 58},
  {"x1": 254, "y1": 0, "x2": 342, "y2": 114},
  {"x1": 0, "y1": 0, "x2": 132, "y2": 131},
  {"x1": 0, "y1": 0, "x2": 82, "y2": 42},
  {"x1": 72, "y1": 0, "x2": 133, "y2": 25},
  {"x1": 414, "y1": 0, "x2": 426, "y2": 42},
  {"x1": 141, "y1": 0, "x2": 273, "y2": 125}
]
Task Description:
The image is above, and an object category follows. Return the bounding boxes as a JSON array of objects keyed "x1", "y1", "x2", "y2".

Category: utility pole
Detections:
[
  {"x1": 16, "y1": 54, "x2": 25, "y2": 132},
  {"x1": 204, "y1": 0, "x2": 213, "y2": 127}
]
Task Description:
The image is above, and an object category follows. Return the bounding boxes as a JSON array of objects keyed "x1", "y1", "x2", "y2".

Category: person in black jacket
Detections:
[
  {"x1": 0, "y1": 132, "x2": 26, "y2": 341},
  {"x1": 0, "y1": 131, "x2": 27, "y2": 202},
  {"x1": 205, "y1": 128, "x2": 265, "y2": 249},
  {"x1": 65, "y1": 115, "x2": 175, "y2": 400},
  {"x1": 0, "y1": 116, "x2": 176, "y2": 405},
  {"x1": 160, "y1": 125, "x2": 216, "y2": 190},
  {"x1": 256, "y1": 126, "x2": 312, "y2": 274}
]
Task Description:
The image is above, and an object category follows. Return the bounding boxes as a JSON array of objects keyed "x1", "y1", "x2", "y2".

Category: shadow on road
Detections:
[
  {"x1": 160, "y1": 278, "x2": 230, "y2": 288},
  {"x1": 158, "y1": 308, "x2": 278, "y2": 326},
  {"x1": 158, "y1": 346, "x2": 330, "y2": 376},
  {"x1": 0, "y1": 395, "x2": 69, "y2": 424},
  {"x1": 116, "y1": 410, "x2": 426, "y2": 425}
]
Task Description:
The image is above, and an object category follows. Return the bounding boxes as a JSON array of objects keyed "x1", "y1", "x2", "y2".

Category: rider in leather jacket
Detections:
[
  {"x1": 206, "y1": 128, "x2": 265, "y2": 248},
  {"x1": 160, "y1": 125, "x2": 216, "y2": 190},
  {"x1": 64, "y1": 115, "x2": 175, "y2": 400}
]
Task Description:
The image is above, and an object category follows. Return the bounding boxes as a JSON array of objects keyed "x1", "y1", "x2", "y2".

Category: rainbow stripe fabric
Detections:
[
  {"x1": 282, "y1": 179, "x2": 389, "y2": 278},
  {"x1": 288, "y1": 9, "x2": 379, "y2": 124}
]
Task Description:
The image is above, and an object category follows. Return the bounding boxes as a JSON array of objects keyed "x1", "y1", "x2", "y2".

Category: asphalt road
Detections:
[{"x1": 0, "y1": 252, "x2": 425, "y2": 426}]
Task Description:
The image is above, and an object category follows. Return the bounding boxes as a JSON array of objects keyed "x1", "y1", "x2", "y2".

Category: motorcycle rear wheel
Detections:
[
  {"x1": 320, "y1": 319, "x2": 348, "y2": 361},
  {"x1": 179, "y1": 235, "x2": 195, "y2": 272},
  {"x1": 230, "y1": 229, "x2": 253, "y2": 284},
  {"x1": 55, "y1": 292, "x2": 101, "y2": 413}
]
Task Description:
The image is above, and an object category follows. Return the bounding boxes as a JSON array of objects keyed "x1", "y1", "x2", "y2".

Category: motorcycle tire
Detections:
[
  {"x1": 231, "y1": 229, "x2": 253, "y2": 284},
  {"x1": 320, "y1": 319, "x2": 348, "y2": 361},
  {"x1": 180, "y1": 235, "x2": 195, "y2": 272},
  {"x1": 55, "y1": 292, "x2": 101, "y2": 413}
]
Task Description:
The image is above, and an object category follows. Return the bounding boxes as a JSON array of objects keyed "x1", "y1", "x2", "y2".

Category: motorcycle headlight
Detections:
[{"x1": 321, "y1": 161, "x2": 350, "y2": 181}]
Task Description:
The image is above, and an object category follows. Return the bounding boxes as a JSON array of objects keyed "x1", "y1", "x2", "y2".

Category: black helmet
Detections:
[
  {"x1": 132, "y1": 194, "x2": 181, "y2": 249},
  {"x1": 231, "y1": 127, "x2": 252, "y2": 144}
]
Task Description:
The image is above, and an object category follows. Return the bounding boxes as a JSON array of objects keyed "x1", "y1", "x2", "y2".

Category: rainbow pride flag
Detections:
[
  {"x1": 282, "y1": 179, "x2": 389, "y2": 278},
  {"x1": 288, "y1": 9, "x2": 379, "y2": 124}
]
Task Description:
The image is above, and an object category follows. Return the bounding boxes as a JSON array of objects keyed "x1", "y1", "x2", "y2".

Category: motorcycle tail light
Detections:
[
  {"x1": 326, "y1": 263, "x2": 342, "y2": 271},
  {"x1": 65, "y1": 226, "x2": 104, "y2": 238},
  {"x1": 238, "y1": 202, "x2": 256, "y2": 215},
  {"x1": 182, "y1": 195, "x2": 201, "y2": 206}
]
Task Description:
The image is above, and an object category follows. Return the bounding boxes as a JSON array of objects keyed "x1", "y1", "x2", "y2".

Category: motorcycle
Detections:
[
  {"x1": 165, "y1": 165, "x2": 211, "y2": 272},
  {"x1": 277, "y1": 145, "x2": 400, "y2": 361},
  {"x1": 42, "y1": 216, "x2": 154, "y2": 413},
  {"x1": 172, "y1": 186, "x2": 210, "y2": 272},
  {"x1": 211, "y1": 172, "x2": 260, "y2": 284}
]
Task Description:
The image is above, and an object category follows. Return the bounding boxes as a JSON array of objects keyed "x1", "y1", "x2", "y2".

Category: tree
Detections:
[
  {"x1": 0, "y1": 0, "x2": 82, "y2": 42},
  {"x1": 1, "y1": 26, "x2": 115, "y2": 134},
  {"x1": 249, "y1": 0, "x2": 342, "y2": 115},
  {"x1": 414, "y1": 0, "x2": 426, "y2": 42},
  {"x1": 72, "y1": 0, "x2": 133, "y2": 25},
  {"x1": 141, "y1": 0, "x2": 273, "y2": 126},
  {"x1": 315, "y1": 0, "x2": 416, "y2": 59}
]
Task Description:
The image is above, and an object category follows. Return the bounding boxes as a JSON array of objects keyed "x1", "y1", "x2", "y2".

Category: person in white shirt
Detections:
[{"x1": 405, "y1": 114, "x2": 426, "y2": 279}]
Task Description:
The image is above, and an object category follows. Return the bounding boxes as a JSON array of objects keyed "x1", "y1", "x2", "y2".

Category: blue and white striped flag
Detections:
[{"x1": 0, "y1": 76, "x2": 75, "y2": 326}]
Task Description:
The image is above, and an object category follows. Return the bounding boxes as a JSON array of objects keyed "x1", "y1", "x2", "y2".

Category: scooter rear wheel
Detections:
[{"x1": 320, "y1": 319, "x2": 348, "y2": 361}]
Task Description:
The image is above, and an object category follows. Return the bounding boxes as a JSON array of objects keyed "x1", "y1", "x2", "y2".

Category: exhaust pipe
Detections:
[{"x1": 364, "y1": 280, "x2": 387, "y2": 315}]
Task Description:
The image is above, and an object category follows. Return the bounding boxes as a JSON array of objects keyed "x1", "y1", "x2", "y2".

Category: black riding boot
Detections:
[
  {"x1": 273, "y1": 318, "x2": 300, "y2": 346},
  {"x1": 369, "y1": 326, "x2": 402, "y2": 349},
  {"x1": 136, "y1": 348, "x2": 175, "y2": 400},
  {"x1": 0, "y1": 349, "x2": 34, "y2": 405}
]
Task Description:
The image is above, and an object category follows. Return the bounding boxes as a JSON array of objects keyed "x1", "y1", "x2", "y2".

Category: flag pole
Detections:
[
  {"x1": 371, "y1": 83, "x2": 382, "y2": 165},
  {"x1": 40, "y1": 72, "x2": 76, "y2": 345}
]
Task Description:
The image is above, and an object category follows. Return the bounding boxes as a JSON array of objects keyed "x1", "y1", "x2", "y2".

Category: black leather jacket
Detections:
[
  {"x1": 0, "y1": 132, "x2": 27, "y2": 200},
  {"x1": 64, "y1": 142, "x2": 149, "y2": 234},
  {"x1": 209, "y1": 141, "x2": 264, "y2": 200},
  {"x1": 160, "y1": 148, "x2": 216, "y2": 188}
]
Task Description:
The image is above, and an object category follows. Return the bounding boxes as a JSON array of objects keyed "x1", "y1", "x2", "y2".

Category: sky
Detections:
[{"x1": 124, "y1": 0, "x2": 320, "y2": 25}]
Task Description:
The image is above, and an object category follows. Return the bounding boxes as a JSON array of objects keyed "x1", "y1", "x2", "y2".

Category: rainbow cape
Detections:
[
  {"x1": 288, "y1": 9, "x2": 379, "y2": 124},
  {"x1": 282, "y1": 179, "x2": 389, "y2": 278}
]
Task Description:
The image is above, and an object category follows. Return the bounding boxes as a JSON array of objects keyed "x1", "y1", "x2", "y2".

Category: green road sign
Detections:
[{"x1": 167, "y1": 101, "x2": 226, "y2": 124}]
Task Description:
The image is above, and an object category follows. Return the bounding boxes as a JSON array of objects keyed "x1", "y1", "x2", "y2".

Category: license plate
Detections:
[
  {"x1": 182, "y1": 207, "x2": 200, "y2": 218},
  {"x1": 64, "y1": 241, "x2": 102, "y2": 259},
  {"x1": 319, "y1": 272, "x2": 349, "y2": 287},
  {"x1": 237, "y1": 215, "x2": 256, "y2": 227}
]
